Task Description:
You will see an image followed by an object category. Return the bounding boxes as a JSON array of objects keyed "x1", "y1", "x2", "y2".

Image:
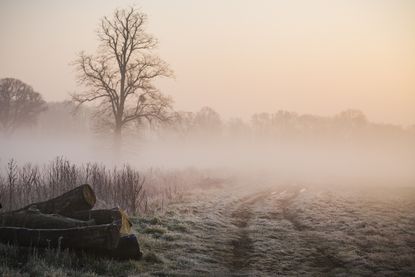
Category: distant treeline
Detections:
[{"x1": 22, "y1": 101, "x2": 414, "y2": 143}]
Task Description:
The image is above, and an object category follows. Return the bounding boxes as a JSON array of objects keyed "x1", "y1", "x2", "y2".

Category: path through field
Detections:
[{"x1": 134, "y1": 182, "x2": 415, "y2": 276}]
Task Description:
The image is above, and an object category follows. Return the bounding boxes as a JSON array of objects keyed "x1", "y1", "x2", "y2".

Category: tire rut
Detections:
[
  {"x1": 226, "y1": 190, "x2": 273, "y2": 272},
  {"x1": 277, "y1": 186, "x2": 347, "y2": 273},
  {"x1": 280, "y1": 187, "x2": 307, "y2": 231}
]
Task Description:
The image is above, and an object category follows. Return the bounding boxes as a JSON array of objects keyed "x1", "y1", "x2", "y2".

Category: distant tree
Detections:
[
  {"x1": 335, "y1": 109, "x2": 367, "y2": 127},
  {"x1": 159, "y1": 111, "x2": 195, "y2": 138},
  {"x1": 251, "y1": 113, "x2": 271, "y2": 136},
  {"x1": 297, "y1": 114, "x2": 329, "y2": 137},
  {"x1": 193, "y1": 107, "x2": 222, "y2": 134},
  {"x1": 270, "y1": 110, "x2": 299, "y2": 137},
  {"x1": 226, "y1": 117, "x2": 250, "y2": 137},
  {"x1": 72, "y1": 7, "x2": 173, "y2": 145},
  {"x1": 332, "y1": 109, "x2": 368, "y2": 140},
  {"x1": 0, "y1": 78, "x2": 47, "y2": 135}
]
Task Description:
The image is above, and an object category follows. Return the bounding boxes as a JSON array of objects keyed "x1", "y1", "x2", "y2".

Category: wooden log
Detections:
[
  {"x1": 0, "y1": 224, "x2": 120, "y2": 250},
  {"x1": 0, "y1": 208, "x2": 95, "y2": 229},
  {"x1": 67, "y1": 208, "x2": 132, "y2": 235},
  {"x1": 97, "y1": 234, "x2": 142, "y2": 260},
  {"x1": 109, "y1": 234, "x2": 142, "y2": 260},
  {"x1": 18, "y1": 184, "x2": 96, "y2": 216}
]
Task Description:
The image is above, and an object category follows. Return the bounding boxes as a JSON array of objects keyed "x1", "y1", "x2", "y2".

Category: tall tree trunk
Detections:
[{"x1": 113, "y1": 123, "x2": 122, "y2": 160}]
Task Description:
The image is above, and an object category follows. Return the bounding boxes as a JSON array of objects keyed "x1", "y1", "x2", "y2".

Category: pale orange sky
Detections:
[{"x1": 0, "y1": 0, "x2": 414, "y2": 125}]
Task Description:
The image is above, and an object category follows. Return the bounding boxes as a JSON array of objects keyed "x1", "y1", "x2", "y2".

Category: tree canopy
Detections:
[{"x1": 0, "y1": 78, "x2": 47, "y2": 135}]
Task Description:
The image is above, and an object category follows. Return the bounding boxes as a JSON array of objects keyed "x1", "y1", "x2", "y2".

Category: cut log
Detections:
[
  {"x1": 0, "y1": 185, "x2": 143, "y2": 260},
  {"x1": 0, "y1": 208, "x2": 95, "y2": 229},
  {"x1": 18, "y1": 184, "x2": 96, "y2": 216},
  {"x1": 0, "y1": 224, "x2": 120, "y2": 250},
  {"x1": 97, "y1": 234, "x2": 142, "y2": 260},
  {"x1": 67, "y1": 208, "x2": 132, "y2": 235}
]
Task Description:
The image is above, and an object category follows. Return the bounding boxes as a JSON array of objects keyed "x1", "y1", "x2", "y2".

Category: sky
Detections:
[{"x1": 0, "y1": 0, "x2": 414, "y2": 126}]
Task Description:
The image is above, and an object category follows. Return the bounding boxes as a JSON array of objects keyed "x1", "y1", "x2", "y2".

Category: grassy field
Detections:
[{"x1": 1, "y1": 182, "x2": 414, "y2": 276}]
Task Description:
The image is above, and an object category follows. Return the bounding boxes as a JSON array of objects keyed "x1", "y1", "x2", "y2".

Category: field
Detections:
[
  {"x1": 1, "y1": 178, "x2": 414, "y2": 276},
  {"x1": 2, "y1": 1, "x2": 415, "y2": 276}
]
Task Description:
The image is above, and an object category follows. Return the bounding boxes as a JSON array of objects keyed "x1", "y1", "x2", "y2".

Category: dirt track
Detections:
[{"x1": 135, "y1": 183, "x2": 415, "y2": 276}]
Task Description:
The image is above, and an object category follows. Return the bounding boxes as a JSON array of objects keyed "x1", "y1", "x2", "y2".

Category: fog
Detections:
[{"x1": 1, "y1": 104, "x2": 414, "y2": 188}]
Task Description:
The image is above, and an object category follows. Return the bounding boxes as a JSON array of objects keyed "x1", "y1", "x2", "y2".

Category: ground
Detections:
[
  {"x1": 1, "y1": 181, "x2": 415, "y2": 276},
  {"x1": 135, "y1": 182, "x2": 415, "y2": 276}
]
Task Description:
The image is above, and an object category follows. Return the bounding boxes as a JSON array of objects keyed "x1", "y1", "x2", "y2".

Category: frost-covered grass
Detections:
[
  {"x1": 1, "y1": 182, "x2": 414, "y2": 276},
  {"x1": 282, "y1": 185, "x2": 415, "y2": 276},
  {"x1": 0, "y1": 243, "x2": 138, "y2": 276},
  {"x1": 132, "y1": 184, "x2": 415, "y2": 276}
]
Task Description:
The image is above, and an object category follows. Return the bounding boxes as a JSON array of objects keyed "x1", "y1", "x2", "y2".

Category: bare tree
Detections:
[
  {"x1": 0, "y1": 78, "x2": 47, "y2": 135},
  {"x1": 72, "y1": 7, "x2": 173, "y2": 145}
]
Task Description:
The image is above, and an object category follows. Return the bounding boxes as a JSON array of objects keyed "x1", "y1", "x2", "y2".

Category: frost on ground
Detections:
[
  {"x1": 135, "y1": 182, "x2": 415, "y2": 276},
  {"x1": 1, "y1": 181, "x2": 414, "y2": 276}
]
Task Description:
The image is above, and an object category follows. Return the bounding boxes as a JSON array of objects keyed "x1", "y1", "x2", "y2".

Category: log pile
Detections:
[{"x1": 0, "y1": 184, "x2": 142, "y2": 260}]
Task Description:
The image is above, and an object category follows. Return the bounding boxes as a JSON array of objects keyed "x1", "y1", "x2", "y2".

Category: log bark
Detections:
[
  {"x1": 18, "y1": 184, "x2": 96, "y2": 216},
  {"x1": 0, "y1": 224, "x2": 120, "y2": 250},
  {"x1": 91, "y1": 234, "x2": 142, "y2": 260},
  {"x1": 67, "y1": 208, "x2": 132, "y2": 235},
  {"x1": 0, "y1": 209, "x2": 95, "y2": 229}
]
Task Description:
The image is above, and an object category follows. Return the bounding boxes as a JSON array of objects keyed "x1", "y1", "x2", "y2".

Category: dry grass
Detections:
[{"x1": 0, "y1": 157, "x2": 199, "y2": 215}]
